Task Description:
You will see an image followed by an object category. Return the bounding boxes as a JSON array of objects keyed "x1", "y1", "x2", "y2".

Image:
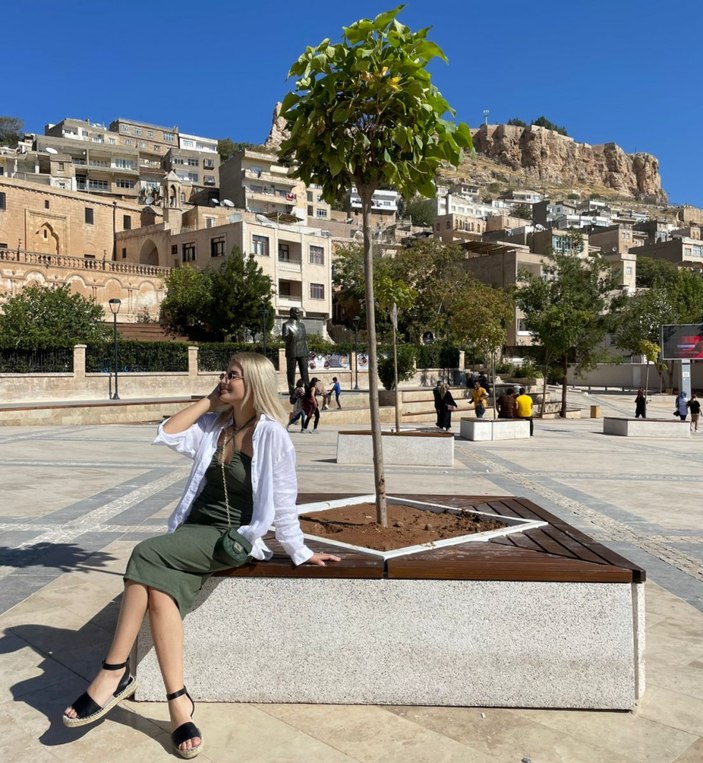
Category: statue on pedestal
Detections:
[{"x1": 282, "y1": 307, "x2": 309, "y2": 400}]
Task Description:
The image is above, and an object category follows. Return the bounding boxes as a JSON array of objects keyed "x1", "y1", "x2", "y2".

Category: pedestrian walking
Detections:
[
  {"x1": 676, "y1": 391, "x2": 688, "y2": 421},
  {"x1": 314, "y1": 378, "x2": 330, "y2": 410},
  {"x1": 61, "y1": 353, "x2": 339, "y2": 758},
  {"x1": 687, "y1": 393, "x2": 700, "y2": 432},
  {"x1": 331, "y1": 376, "x2": 342, "y2": 408},
  {"x1": 634, "y1": 388, "x2": 647, "y2": 419},
  {"x1": 471, "y1": 380, "x2": 488, "y2": 418},
  {"x1": 301, "y1": 382, "x2": 320, "y2": 433},
  {"x1": 286, "y1": 379, "x2": 306, "y2": 431},
  {"x1": 433, "y1": 380, "x2": 457, "y2": 431},
  {"x1": 515, "y1": 387, "x2": 534, "y2": 436}
]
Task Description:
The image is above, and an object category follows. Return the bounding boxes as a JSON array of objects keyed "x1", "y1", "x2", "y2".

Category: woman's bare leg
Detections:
[
  {"x1": 148, "y1": 588, "x2": 201, "y2": 753},
  {"x1": 63, "y1": 580, "x2": 148, "y2": 718}
]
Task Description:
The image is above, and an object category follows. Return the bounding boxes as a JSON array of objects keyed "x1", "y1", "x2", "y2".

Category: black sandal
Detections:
[
  {"x1": 62, "y1": 659, "x2": 137, "y2": 728},
  {"x1": 167, "y1": 687, "x2": 203, "y2": 759}
]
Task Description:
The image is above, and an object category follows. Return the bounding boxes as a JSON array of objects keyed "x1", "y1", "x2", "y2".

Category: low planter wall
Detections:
[
  {"x1": 460, "y1": 418, "x2": 530, "y2": 441},
  {"x1": 133, "y1": 493, "x2": 646, "y2": 710},
  {"x1": 603, "y1": 417, "x2": 691, "y2": 438},
  {"x1": 336, "y1": 430, "x2": 454, "y2": 466}
]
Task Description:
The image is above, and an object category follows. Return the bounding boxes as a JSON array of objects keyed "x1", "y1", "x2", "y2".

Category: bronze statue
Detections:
[{"x1": 282, "y1": 307, "x2": 309, "y2": 400}]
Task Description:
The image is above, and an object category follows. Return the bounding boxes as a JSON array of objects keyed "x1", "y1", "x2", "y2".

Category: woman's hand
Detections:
[
  {"x1": 206, "y1": 385, "x2": 223, "y2": 411},
  {"x1": 306, "y1": 552, "x2": 341, "y2": 566}
]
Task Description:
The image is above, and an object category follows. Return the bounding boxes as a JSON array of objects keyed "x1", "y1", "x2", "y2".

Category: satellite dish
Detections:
[
  {"x1": 210, "y1": 198, "x2": 220, "y2": 205},
  {"x1": 222, "y1": 199, "x2": 234, "y2": 208},
  {"x1": 45, "y1": 147, "x2": 58, "y2": 155},
  {"x1": 145, "y1": 196, "x2": 154, "y2": 205}
]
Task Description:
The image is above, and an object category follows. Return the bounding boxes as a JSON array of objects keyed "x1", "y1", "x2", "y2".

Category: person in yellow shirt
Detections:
[
  {"x1": 515, "y1": 387, "x2": 534, "y2": 436},
  {"x1": 471, "y1": 381, "x2": 488, "y2": 418}
]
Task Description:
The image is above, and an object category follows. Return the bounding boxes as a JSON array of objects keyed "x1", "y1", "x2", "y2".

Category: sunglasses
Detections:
[{"x1": 220, "y1": 371, "x2": 244, "y2": 381}]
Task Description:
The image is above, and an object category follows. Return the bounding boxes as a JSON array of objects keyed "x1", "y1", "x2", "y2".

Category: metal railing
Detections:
[{"x1": 0, "y1": 347, "x2": 73, "y2": 373}]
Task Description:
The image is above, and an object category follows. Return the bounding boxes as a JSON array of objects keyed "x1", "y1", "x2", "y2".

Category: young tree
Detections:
[
  {"x1": 515, "y1": 251, "x2": 619, "y2": 417},
  {"x1": 0, "y1": 283, "x2": 109, "y2": 348},
  {"x1": 160, "y1": 265, "x2": 213, "y2": 340},
  {"x1": 511, "y1": 203, "x2": 533, "y2": 221},
  {"x1": 279, "y1": 5, "x2": 472, "y2": 524},
  {"x1": 403, "y1": 196, "x2": 437, "y2": 227}
]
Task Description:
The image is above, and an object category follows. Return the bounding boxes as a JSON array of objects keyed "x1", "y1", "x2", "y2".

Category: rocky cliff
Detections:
[{"x1": 466, "y1": 124, "x2": 665, "y2": 202}]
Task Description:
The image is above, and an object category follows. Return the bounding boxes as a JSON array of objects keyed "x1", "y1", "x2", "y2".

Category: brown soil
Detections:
[{"x1": 299, "y1": 502, "x2": 506, "y2": 552}]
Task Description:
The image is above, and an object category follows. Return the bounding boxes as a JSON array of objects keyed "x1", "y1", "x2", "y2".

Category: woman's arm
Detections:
[{"x1": 163, "y1": 386, "x2": 222, "y2": 435}]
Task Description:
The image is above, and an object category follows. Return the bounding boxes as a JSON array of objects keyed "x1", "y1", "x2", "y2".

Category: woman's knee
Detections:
[{"x1": 147, "y1": 587, "x2": 178, "y2": 613}]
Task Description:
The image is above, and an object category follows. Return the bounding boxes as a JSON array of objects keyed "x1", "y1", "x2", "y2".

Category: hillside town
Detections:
[{"x1": 1, "y1": 112, "x2": 701, "y2": 350}]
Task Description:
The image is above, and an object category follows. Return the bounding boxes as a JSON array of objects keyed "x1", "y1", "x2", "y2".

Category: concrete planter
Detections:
[
  {"x1": 460, "y1": 417, "x2": 530, "y2": 441},
  {"x1": 603, "y1": 417, "x2": 690, "y2": 438},
  {"x1": 134, "y1": 494, "x2": 645, "y2": 710},
  {"x1": 336, "y1": 430, "x2": 454, "y2": 466}
]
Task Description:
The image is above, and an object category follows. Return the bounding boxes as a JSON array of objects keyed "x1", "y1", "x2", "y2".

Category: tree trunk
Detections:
[
  {"x1": 359, "y1": 185, "x2": 387, "y2": 526},
  {"x1": 560, "y1": 354, "x2": 568, "y2": 418},
  {"x1": 540, "y1": 363, "x2": 548, "y2": 419}
]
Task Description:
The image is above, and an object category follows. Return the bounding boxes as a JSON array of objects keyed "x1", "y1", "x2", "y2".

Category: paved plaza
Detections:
[{"x1": 1, "y1": 391, "x2": 702, "y2": 762}]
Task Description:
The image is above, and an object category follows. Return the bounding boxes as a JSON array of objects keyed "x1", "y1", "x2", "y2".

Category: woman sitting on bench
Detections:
[{"x1": 62, "y1": 352, "x2": 340, "y2": 758}]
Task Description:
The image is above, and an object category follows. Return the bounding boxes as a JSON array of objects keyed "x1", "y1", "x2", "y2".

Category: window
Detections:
[
  {"x1": 147, "y1": 130, "x2": 154, "y2": 138},
  {"x1": 205, "y1": 216, "x2": 216, "y2": 228},
  {"x1": 114, "y1": 158, "x2": 135, "y2": 169},
  {"x1": 279, "y1": 281, "x2": 291, "y2": 297},
  {"x1": 108, "y1": 137, "x2": 116, "y2": 144},
  {"x1": 186, "y1": 172, "x2": 198, "y2": 182},
  {"x1": 120, "y1": 124, "x2": 129, "y2": 133},
  {"x1": 134, "y1": 127, "x2": 142, "y2": 136},
  {"x1": 139, "y1": 141, "x2": 146, "y2": 148},
  {"x1": 316, "y1": 208, "x2": 327, "y2": 218},
  {"x1": 187, "y1": 158, "x2": 198, "y2": 167},
  {"x1": 210, "y1": 237, "x2": 225, "y2": 257},
  {"x1": 172, "y1": 157, "x2": 186, "y2": 165},
  {"x1": 58, "y1": 161, "x2": 65, "y2": 171},
  {"x1": 123, "y1": 215, "x2": 131, "y2": 230},
  {"x1": 309, "y1": 245, "x2": 324, "y2": 265},
  {"x1": 183, "y1": 242, "x2": 196, "y2": 262},
  {"x1": 88, "y1": 179, "x2": 109, "y2": 191},
  {"x1": 171, "y1": 244, "x2": 178, "y2": 255},
  {"x1": 307, "y1": 191, "x2": 313, "y2": 202},
  {"x1": 116, "y1": 178, "x2": 134, "y2": 189},
  {"x1": 310, "y1": 283, "x2": 325, "y2": 300},
  {"x1": 84, "y1": 254, "x2": 95, "y2": 260},
  {"x1": 252, "y1": 235, "x2": 269, "y2": 256},
  {"x1": 163, "y1": 132, "x2": 175, "y2": 143},
  {"x1": 307, "y1": 205, "x2": 314, "y2": 216},
  {"x1": 278, "y1": 244, "x2": 290, "y2": 261},
  {"x1": 122, "y1": 247, "x2": 127, "y2": 259},
  {"x1": 182, "y1": 139, "x2": 194, "y2": 148},
  {"x1": 84, "y1": 207, "x2": 94, "y2": 224},
  {"x1": 124, "y1": 138, "x2": 133, "y2": 146},
  {"x1": 203, "y1": 159, "x2": 215, "y2": 169},
  {"x1": 153, "y1": 144, "x2": 161, "y2": 151},
  {"x1": 203, "y1": 175, "x2": 216, "y2": 185},
  {"x1": 45, "y1": 199, "x2": 50, "y2": 209}
]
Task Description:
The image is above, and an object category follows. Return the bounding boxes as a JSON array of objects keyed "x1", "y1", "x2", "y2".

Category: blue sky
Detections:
[{"x1": 6, "y1": 0, "x2": 702, "y2": 206}]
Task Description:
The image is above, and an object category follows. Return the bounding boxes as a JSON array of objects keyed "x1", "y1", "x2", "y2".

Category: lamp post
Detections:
[
  {"x1": 352, "y1": 315, "x2": 361, "y2": 391},
  {"x1": 108, "y1": 298, "x2": 121, "y2": 400},
  {"x1": 260, "y1": 305, "x2": 269, "y2": 358}
]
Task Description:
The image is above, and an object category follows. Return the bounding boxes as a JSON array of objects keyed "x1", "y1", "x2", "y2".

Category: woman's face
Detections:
[{"x1": 218, "y1": 362, "x2": 246, "y2": 405}]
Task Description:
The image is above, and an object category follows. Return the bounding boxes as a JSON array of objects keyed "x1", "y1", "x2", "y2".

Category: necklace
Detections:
[
  {"x1": 219, "y1": 413, "x2": 256, "y2": 528},
  {"x1": 220, "y1": 414, "x2": 257, "y2": 460}
]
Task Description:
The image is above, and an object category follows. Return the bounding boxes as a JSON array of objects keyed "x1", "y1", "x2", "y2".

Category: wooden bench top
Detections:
[{"x1": 215, "y1": 492, "x2": 645, "y2": 584}]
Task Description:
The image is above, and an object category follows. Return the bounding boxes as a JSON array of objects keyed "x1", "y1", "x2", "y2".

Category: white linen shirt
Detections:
[{"x1": 153, "y1": 412, "x2": 314, "y2": 566}]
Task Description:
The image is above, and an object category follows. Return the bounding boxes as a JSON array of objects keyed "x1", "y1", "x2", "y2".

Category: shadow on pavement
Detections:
[{"x1": 0, "y1": 543, "x2": 120, "y2": 574}]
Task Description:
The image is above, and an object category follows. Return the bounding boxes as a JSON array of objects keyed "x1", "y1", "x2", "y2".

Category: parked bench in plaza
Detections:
[
  {"x1": 603, "y1": 416, "x2": 690, "y2": 438},
  {"x1": 134, "y1": 493, "x2": 645, "y2": 710},
  {"x1": 336, "y1": 429, "x2": 454, "y2": 466},
  {"x1": 459, "y1": 417, "x2": 530, "y2": 441}
]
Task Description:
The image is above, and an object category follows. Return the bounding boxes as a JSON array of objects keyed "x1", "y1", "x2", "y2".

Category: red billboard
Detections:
[{"x1": 661, "y1": 324, "x2": 703, "y2": 360}]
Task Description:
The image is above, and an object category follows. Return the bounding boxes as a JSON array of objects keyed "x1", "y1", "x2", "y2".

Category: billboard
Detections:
[{"x1": 661, "y1": 324, "x2": 703, "y2": 360}]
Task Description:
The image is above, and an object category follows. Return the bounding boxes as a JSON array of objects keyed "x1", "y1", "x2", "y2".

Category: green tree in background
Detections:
[
  {"x1": 160, "y1": 249, "x2": 274, "y2": 341},
  {"x1": 0, "y1": 283, "x2": 108, "y2": 348},
  {"x1": 511, "y1": 202, "x2": 533, "y2": 220},
  {"x1": 515, "y1": 251, "x2": 619, "y2": 417},
  {"x1": 403, "y1": 196, "x2": 437, "y2": 227},
  {"x1": 279, "y1": 5, "x2": 472, "y2": 524},
  {"x1": 0, "y1": 116, "x2": 23, "y2": 147},
  {"x1": 531, "y1": 115, "x2": 568, "y2": 136}
]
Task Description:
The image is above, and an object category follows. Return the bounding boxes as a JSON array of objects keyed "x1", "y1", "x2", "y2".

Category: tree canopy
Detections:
[
  {"x1": 279, "y1": 4, "x2": 472, "y2": 525},
  {"x1": 531, "y1": 115, "x2": 568, "y2": 136},
  {"x1": 160, "y1": 249, "x2": 274, "y2": 341},
  {"x1": 0, "y1": 283, "x2": 109, "y2": 348},
  {"x1": 0, "y1": 116, "x2": 23, "y2": 147},
  {"x1": 514, "y1": 251, "x2": 619, "y2": 416}
]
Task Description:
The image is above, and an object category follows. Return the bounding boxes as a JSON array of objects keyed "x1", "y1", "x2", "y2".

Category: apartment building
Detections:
[
  {"x1": 163, "y1": 148, "x2": 219, "y2": 189},
  {"x1": 219, "y1": 149, "x2": 307, "y2": 221},
  {"x1": 433, "y1": 213, "x2": 486, "y2": 243},
  {"x1": 629, "y1": 236, "x2": 703, "y2": 270},
  {"x1": 116, "y1": 205, "x2": 332, "y2": 334},
  {"x1": 306, "y1": 183, "x2": 332, "y2": 223},
  {"x1": 347, "y1": 187, "x2": 399, "y2": 220}
]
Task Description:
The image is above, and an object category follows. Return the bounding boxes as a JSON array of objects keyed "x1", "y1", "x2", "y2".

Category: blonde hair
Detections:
[{"x1": 221, "y1": 352, "x2": 287, "y2": 423}]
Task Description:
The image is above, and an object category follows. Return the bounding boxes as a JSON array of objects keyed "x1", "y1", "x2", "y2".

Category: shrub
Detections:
[
  {"x1": 86, "y1": 341, "x2": 189, "y2": 373},
  {"x1": 378, "y1": 344, "x2": 416, "y2": 390}
]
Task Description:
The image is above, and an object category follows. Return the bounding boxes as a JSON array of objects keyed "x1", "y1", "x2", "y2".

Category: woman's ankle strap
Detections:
[
  {"x1": 102, "y1": 659, "x2": 129, "y2": 671},
  {"x1": 166, "y1": 687, "x2": 188, "y2": 701}
]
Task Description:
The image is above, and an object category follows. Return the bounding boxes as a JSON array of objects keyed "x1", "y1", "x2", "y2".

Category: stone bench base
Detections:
[
  {"x1": 603, "y1": 417, "x2": 690, "y2": 438},
  {"x1": 134, "y1": 577, "x2": 644, "y2": 709},
  {"x1": 336, "y1": 430, "x2": 454, "y2": 466},
  {"x1": 460, "y1": 418, "x2": 530, "y2": 441}
]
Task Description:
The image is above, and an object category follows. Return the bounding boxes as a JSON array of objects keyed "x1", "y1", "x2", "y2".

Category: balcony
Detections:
[
  {"x1": 277, "y1": 259, "x2": 302, "y2": 274},
  {"x1": 243, "y1": 168, "x2": 297, "y2": 187}
]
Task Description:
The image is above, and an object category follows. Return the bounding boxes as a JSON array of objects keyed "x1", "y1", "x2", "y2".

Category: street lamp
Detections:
[
  {"x1": 108, "y1": 298, "x2": 121, "y2": 400},
  {"x1": 352, "y1": 315, "x2": 361, "y2": 391},
  {"x1": 260, "y1": 305, "x2": 269, "y2": 357}
]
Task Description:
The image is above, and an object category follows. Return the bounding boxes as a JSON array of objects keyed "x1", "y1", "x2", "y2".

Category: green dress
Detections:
[{"x1": 124, "y1": 446, "x2": 253, "y2": 617}]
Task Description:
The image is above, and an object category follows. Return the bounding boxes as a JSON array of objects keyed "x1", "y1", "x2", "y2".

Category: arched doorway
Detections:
[{"x1": 139, "y1": 239, "x2": 160, "y2": 266}]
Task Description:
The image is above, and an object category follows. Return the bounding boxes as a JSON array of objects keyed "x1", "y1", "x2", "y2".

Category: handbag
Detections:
[
  {"x1": 212, "y1": 429, "x2": 253, "y2": 567},
  {"x1": 446, "y1": 404, "x2": 457, "y2": 411},
  {"x1": 673, "y1": 410, "x2": 680, "y2": 417}
]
